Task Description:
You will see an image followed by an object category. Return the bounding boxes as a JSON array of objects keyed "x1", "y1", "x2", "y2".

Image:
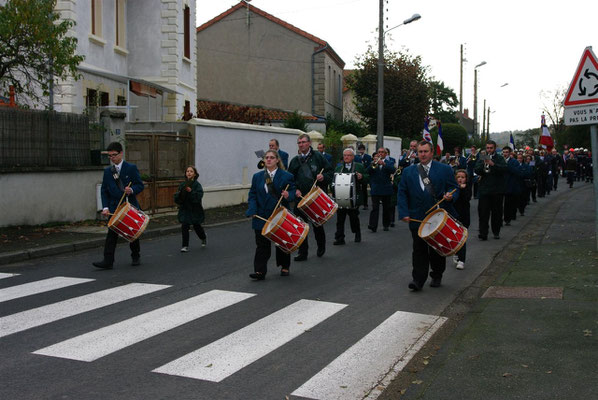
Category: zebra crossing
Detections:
[{"x1": 0, "y1": 273, "x2": 447, "y2": 399}]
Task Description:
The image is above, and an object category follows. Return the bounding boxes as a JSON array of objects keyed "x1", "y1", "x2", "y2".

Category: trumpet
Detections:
[{"x1": 481, "y1": 150, "x2": 491, "y2": 173}]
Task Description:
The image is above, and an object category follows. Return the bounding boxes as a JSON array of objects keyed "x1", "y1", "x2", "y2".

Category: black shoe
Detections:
[
  {"x1": 317, "y1": 247, "x2": 325, "y2": 257},
  {"x1": 280, "y1": 269, "x2": 290, "y2": 277},
  {"x1": 354, "y1": 233, "x2": 361, "y2": 243},
  {"x1": 505, "y1": 222, "x2": 511, "y2": 226},
  {"x1": 390, "y1": 223, "x2": 395, "y2": 227},
  {"x1": 131, "y1": 258, "x2": 141, "y2": 266},
  {"x1": 478, "y1": 234, "x2": 488, "y2": 241},
  {"x1": 368, "y1": 226, "x2": 377, "y2": 233},
  {"x1": 430, "y1": 278, "x2": 442, "y2": 288},
  {"x1": 408, "y1": 281, "x2": 422, "y2": 291},
  {"x1": 493, "y1": 234, "x2": 500, "y2": 239},
  {"x1": 294, "y1": 254, "x2": 307, "y2": 262},
  {"x1": 383, "y1": 226, "x2": 389, "y2": 231},
  {"x1": 249, "y1": 273, "x2": 265, "y2": 280},
  {"x1": 333, "y1": 239, "x2": 346, "y2": 245},
  {"x1": 92, "y1": 260, "x2": 113, "y2": 269}
]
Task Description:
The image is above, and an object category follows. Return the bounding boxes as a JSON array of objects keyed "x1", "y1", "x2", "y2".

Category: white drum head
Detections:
[
  {"x1": 263, "y1": 209, "x2": 284, "y2": 235},
  {"x1": 420, "y1": 211, "x2": 445, "y2": 237}
]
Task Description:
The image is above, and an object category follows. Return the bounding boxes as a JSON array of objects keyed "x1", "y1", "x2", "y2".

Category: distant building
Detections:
[
  {"x1": 342, "y1": 69, "x2": 363, "y2": 123},
  {"x1": 456, "y1": 108, "x2": 474, "y2": 137},
  {"x1": 49, "y1": 0, "x2": 197, "y2": 122},
  {"x1": 196, "y1": 1, "x2": 345, "y2": 122}
]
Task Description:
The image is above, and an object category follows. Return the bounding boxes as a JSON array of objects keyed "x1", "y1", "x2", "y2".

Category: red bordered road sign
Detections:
[{"x1": 564, "y1": 47, "x2": 598, "y2": 107}]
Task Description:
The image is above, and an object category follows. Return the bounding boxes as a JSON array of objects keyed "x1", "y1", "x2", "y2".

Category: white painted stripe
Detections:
[
  {"x1": 34, "y1": 290, "x2": 256, "y2": 361},
  {"x1": 292, "y1": 311, "x2": 447, "y2": 400},
  {"x1": 0, "y1": 276, "x2": 94, "y2": 303},
  {"x1": 153, "y1": 299, "x2": 347, "y2": 382},
  {"x1": 0, "y1": 272, "x2": 20, "y2": 280},
  {"x1": 0, "y1": 283, "x2": 169, "y2": 338}
]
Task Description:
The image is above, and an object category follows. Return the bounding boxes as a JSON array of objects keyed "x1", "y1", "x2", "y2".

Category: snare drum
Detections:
[
  {"x1": 297, "y1": 186, "x2": 338, "y2": 226},
  {"x1": 261, "y1": 207, "x2": 309, "y2": 254},
  {"x1": 332, "y1": 173, "x2": 357, "y2": 209},
  {"x1": 108, "y1": 202, "x2": 150, "y2": 242},
  {"x1": 417, "y1": 208, "x2": 468, "y2": 257}
]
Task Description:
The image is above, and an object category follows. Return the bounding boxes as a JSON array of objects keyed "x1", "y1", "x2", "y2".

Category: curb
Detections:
[{"x1": 0, "y1": 218, "x2": 247, "y2": 267}]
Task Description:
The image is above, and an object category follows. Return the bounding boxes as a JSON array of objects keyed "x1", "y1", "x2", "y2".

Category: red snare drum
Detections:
[
  {"x1": 417, "y1": 208, "x2": 468, "y2": 257},
  {"x1": 108, "y1": 202, "x2": 150, "y2": 242},
  {"x1": 261, "y1": 207, "x2": 309, "y2": 254},
  {"x1": 297, "y1": 186, "x2": 338, "y2": 226}
]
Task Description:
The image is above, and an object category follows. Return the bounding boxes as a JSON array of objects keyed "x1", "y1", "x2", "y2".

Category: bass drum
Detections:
[{"x1": 332, "y1": 173, "x2": 357, "y2": 209}]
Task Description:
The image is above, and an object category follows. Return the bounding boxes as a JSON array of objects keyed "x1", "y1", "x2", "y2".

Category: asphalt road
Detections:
[{"x1": 0, "y1": 197, "x2": 545, "y2": 400}]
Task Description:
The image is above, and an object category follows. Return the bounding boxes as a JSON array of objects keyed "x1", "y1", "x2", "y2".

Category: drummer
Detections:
[
  {"x1": 333, "y1": 148, "x2": 369, "y2": 245},
  {"x1": 246, "y1": 149, "x2": 296, "y2": 280},
  {"x1": 287, "y1": 134, "x2": 333, "y2": 261},
  {"x1": 93, "y1": 141, "x2": 145, "y2": 270},
  {"x1": 397, "y1": 140, "x2": 459, "y2": 291}
]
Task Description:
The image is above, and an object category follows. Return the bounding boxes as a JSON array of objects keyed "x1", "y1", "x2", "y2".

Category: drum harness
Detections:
[{"x1": 417, "y1": 163, "x2": 436, "y2": 199}]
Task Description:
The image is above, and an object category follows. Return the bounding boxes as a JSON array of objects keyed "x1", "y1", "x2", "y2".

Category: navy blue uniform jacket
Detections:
[
  {"x1": 398, "y1": 161, "x2": 459, "y2": 231},
  {"x1": 101, "y1": 161, "x2": 144, "y2": 213},
  {"x1": 368, "y1": 160, "x2": 395, "y2": 195},
  {"x1": 278, "y1": 149, "x2": 289, "y2": 169},
  {"x1": 246, "y1": 169, "x2": 296, "y2": 230}
]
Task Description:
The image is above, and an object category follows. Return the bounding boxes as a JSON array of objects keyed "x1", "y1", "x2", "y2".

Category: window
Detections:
[
  {"x1": 91, "y1": 0, "x2": 102, "y2": 37},
  {"x1": 100, "y1": 92, "x2": 109, "y2": 106},
  {"x1": 183, "y1": 100, "x2": 191, "y2": 121},
  {"x1": 115, "y1": 0, "x2": 126, "y2": 48},
  {"x1": 117, "y1": 95, "x2": 126, "y2": 106},
  {"x1": 183, "y1": 5, "x2": 190, "y2": 59},
  {"x1": 86, "y1": 88, "x2": 98, "y2": 107}
]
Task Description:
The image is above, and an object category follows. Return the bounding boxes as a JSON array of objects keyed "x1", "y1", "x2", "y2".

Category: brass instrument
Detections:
[
  {"x1": 481, "y1": 150, "x2": 491, "y2": 173},
  {"x1": 257, "y1": 158, "x2": 265, "y2": 169},
  {"x1": 391, "y1": 166, "x2": 402, "y2": 183}
]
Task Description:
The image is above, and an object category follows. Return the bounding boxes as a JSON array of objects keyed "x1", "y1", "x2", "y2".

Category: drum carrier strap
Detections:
[
  {"x1": 111, "y1": 166, "x2": 125, "y2": 191},
  {"x1": 264, "y1": 171, "x2": 280, "y2": 201},
  {"x1": 417, "y1": 164, "x2": 435, "y2": 198}
]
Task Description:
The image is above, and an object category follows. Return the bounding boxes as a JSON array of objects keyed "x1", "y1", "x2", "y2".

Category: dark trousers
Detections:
[
  {"x1": 455, "y1": 219, "x2": 469, "y2": 263},
  {"x1": 335, "y1": 208, "x2": 360, "y2": 240},
  {"x1": 478, "y1": 193, "x2": 504, "y2": 237},
  {"x1": 181, "y1": 223, "x2": 206, "y2": 246},
  {"x1": 566, "y1": 171, "x2": 575, "y2": 187},
  {"x1": 410, "y1": 230, "x2": 446, "y2": 285},
  {"x1": 552, "y1": 173, "x2": 559, "y2": 190},
  {"x1": 529, "y1": 183, "x2": 537, "y2": 202},
  {"x1": 518, "y1": 190, "x2": 529, "y2": 215},
  {"x1": 295, "y1": 207, "x2": 326, "y2": 256},
  {"x1": 254, "y1": 230, "x2": 290, "y2": 274},
  {"x1": 361, "y1": 184, "x2": 369, "y2": 207},
  {"x1": 537, "y1": 175, "x2": 546, "y2": 197},
  {"x1": 369, "y1": 195, "x2": 391, "y2": 229},
  {"x1": 503, "y1": 193, "x2": 518, "y2": 223},
  {"x1": 104, "y1": 229, "x2": 140, "y2": 264}
]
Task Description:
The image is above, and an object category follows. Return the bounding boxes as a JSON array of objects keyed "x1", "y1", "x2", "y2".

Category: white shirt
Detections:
[{"x1": 419, "y1": 160, "x2": 432, "y2": 191}]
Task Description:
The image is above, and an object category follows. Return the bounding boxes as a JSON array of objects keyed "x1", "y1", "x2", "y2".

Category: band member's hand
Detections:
[
  {"x1": 443, "y1": 192, "x2": 453, "y2": 201},
  {"x1": 378, "y1": 159, "x2": 384, "y2": 165},
  {"x1": 185, "y1": 186, "x2": 192, "y2": 192},
  {"x1": 486, "y1": 159, "x2": 495, "y2": 166},
  {"x1": 101, "y1": 209, "x2": 110, "y2": 216},
  {"x1": 296, "y1": 189, "x2": 302, "y2": 198},
  {"x1": 402, "y1": 217, "x2": 410, "y2": 223},
  {"x1": 356, "y1": 172, "x2": 362, "y2": 180},
  {"x1": 316, "y1": 173, "x2": 324, "y2": 182},
  {"x1": 282, "y1": 190, "x2": 289, "y2": 199},
  {"x1": 125, "y1": 187, "x2": 133, "y2": 195},
  {"x1": 460, "y1": 183, "x2": 466, "y2": 189}
]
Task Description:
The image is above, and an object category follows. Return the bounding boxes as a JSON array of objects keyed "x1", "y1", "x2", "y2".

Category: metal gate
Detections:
[{"x1": 125, "y1": 132, "x2": 193, "y2": 214}]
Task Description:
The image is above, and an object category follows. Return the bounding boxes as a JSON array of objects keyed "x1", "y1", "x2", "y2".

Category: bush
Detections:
[
  {"x1": 283, "y1": 111, "x2": 308, "y2": 132},
  {"x1": 431, "y1": 123, "x2": 468, "y2": 153}
]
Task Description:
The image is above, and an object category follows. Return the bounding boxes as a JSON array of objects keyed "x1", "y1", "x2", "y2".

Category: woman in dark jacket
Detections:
[{"x1": 174, "y1": 166, "x2": 206, "y2": 252}]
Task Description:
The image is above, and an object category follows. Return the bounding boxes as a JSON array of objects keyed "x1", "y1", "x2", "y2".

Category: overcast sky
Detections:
[{"x1": 197, "y1": 0, "x2": 596, "y2": 133}]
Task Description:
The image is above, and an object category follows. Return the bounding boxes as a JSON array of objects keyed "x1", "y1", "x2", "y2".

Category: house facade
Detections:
[
  {"x1": 196, "y1": 1, "x2": 344, "y2": 122},
  {"x1": 52, "y1": 0, "x2": 196, "y2": 122}
]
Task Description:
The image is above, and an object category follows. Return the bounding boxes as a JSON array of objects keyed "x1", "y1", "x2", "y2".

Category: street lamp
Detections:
[
  {"x1": 377, "y1": 4, "x2": 421, "y2": 149},
  {"x1": 473, "y1": 61, "x2": 487, "y2": 138}
]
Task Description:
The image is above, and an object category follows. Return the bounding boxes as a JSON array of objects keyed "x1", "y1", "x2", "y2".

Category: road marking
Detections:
[
  {"x1": 34, "y1": 290, "x2": 256, "y2": 361},
  {"x1": 0, "y1": 273, "x2": 20, "y2": 280},
  {"x1": 292, "y1": 311, "x2": 447, "y2": 400},
  {"x1": 153, "y1": 299, "x2": 347, "y2": 382},
  {"x1": 0, "y1": 283, "x2": 169, "y2": 338},
  {"x1": 0, "y1": 276, "x2": 94, "y2": 303}
]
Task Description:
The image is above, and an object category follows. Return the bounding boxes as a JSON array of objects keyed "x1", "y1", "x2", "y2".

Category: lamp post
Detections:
[
  {"x1": 376, "y1": 5, "x2": 421, "y2": 149},
  {"x1": 473, "y1": 61, "x2": 486, "y2": 139}
]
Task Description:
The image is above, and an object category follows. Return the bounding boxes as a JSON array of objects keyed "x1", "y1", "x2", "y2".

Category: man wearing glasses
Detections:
[
  {"x1": 288, "y1": 134, "x2": 333, "y2": 261},
  {"x1": 93, "y1": 142, "x2": 145, "y2": 269}
]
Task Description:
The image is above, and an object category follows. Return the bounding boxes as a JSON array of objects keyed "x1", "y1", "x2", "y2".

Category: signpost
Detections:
[{"x1": 564, "y1": 46, "x2": 598, "y2": 249}]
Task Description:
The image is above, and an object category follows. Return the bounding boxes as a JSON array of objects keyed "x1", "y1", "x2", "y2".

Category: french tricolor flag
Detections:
[{"x1": 436, "y1": 121, "x2": 444, "y2": 156}]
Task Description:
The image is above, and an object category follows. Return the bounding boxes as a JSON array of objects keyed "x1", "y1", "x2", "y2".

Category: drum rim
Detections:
[
  {"x1": 418, "y1": 208, "x2": 447, "y2": 239},
  {"x1": 108, "y1": 202, "x2": 131, "y2": 228},
  {"x1": 297, "y1": 186, "x2": 322, "y2": 208},
  {"x1": 261, "y1": 206, "x2": 287, "y2": 237}
]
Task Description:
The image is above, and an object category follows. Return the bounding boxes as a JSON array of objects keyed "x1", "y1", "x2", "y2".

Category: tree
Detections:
[
  {"x1": 540, "y1": 86, "x2": 567, "y2": 148},
  {"x1": 431, "y1": 123, "x2": 467, "y2": 154},
  {"x1": 283, "y1": 111, "x2": 308, "y2": 132},
  {"x1": 325, "y1": 114, "x2": 369, "y2": 137},
  {"x1": 0, "y1": 0, "x2": 84, "y2": 108},
  {"x1": 428, "y1": 80, "x2": 459, "y2": 123},
  {"x1": 346, "y1": 47, "x2": 429, "y2": 138}
]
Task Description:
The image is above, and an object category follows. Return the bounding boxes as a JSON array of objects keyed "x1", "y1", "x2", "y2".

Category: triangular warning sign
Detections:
[{"x1": 564, "y1": 47, "x2": 598, "y2": 106}]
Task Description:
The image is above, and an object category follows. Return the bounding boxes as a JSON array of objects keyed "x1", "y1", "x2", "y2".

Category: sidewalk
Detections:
[
  {"x1": 0, "y1": 204, "x2": 247, "y2": 266},
  {"x1": 380, "y1": 182, "x2": 598, "y2": 400}
]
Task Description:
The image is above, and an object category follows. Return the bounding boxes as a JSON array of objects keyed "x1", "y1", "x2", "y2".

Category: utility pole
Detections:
[
  {"x1": 487, "y1": 107, "x2": 491, "y2": 139},
  {"x1": 473, "y1": 69, "x2": 478, "y2": 138},
  {"x1": 482, "y1": 99, "x2": 486, "y2": 140},
  {"x1": 376, "y1": 0, "x2": 384, "y2": 150},
  {"x1": 459, "y1": 44, "x2": 464, "y2": 114}
]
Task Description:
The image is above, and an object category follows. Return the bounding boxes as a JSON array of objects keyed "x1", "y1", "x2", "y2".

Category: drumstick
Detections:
[
  {"x1": 274, "y1": 184, "x2": 290, "y2": 211},
  {"x1": 116, "y1": 182, "x2": 132, "y2": 211},
  {"x1": 425, "y1": 188, "x2": 457, "y2": 215},
  {"x1": 310, "y1": 168, "x2": 325, "y2": 191},
  {"x1": 253, "y1": 215, "x2": 269, "y2": 222}
]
